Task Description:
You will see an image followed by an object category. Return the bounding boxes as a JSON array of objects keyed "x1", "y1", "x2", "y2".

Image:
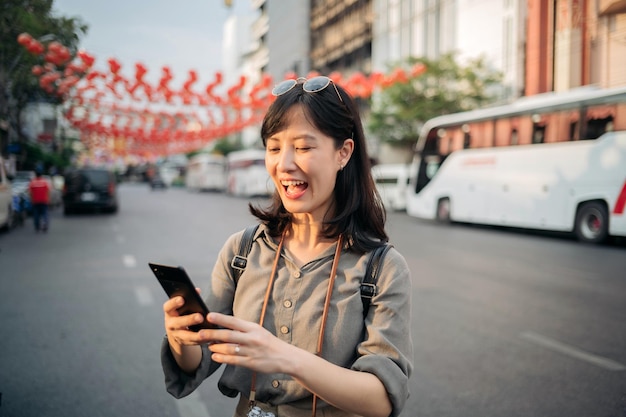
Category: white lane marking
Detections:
[
  {"x1": 122, "y1": 254, "x2": 137, "y2": 268},
  {"x1": 521, "y1": 332, "x2": 626, "y2": 371},
  {"x1": 174, "y1": 390, "x2": 212, "y2": 417},
  {"x1": 134, "y1": 285, "x2": 154, "y2": 306}
]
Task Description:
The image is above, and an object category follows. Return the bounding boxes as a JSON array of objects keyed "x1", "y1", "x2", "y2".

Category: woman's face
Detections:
[{"x1": 265, "y1": 105, "x2": 353, "y2": 222}]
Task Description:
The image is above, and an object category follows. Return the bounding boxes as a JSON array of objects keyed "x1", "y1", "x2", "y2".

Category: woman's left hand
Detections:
[{"x1": 200, "y1": 312, "x2": 293, "y2": 374}]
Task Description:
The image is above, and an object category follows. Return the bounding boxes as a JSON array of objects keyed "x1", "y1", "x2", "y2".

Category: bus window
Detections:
[
  {"x1": 462, "y1": 123, "x2": 471, "y2": 149},
  {"x1": 424, "y1": 129, "x2": 439, "y2": 154},
  {"x1": 415, "y1": 155, "x2": 441, "y2": 194},
  {"x1": 584, "y1": 105, "x2": 616, "y2": 139},
  {"x1": 425, "y1": 160, "x2": 440, "y2": 179},
  {"x1": 510, "y1": 128, "x2": 518, "y2": 145},
  {"x1": 586, "y1": 116, "x2": 614, "y2": 139},
  {"x1": 532, "y1": 123, "x2": 546, "y2": 144},
  {"x1": 570, "y1": 120, "x2": 579, "y2": 141}
]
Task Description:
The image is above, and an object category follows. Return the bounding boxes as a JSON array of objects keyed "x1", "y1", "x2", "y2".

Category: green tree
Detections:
[
  {"x1": 0, "y1": 0, "x2": 87, "y2": 155},
  {"x1": 368, "y1": 52, "x2": 503, "y2": 150},
  {"x1": 211, "y1": 135, "x2": 245, "y2": 156}
]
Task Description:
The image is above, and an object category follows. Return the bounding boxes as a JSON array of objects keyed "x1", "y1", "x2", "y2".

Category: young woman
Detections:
[{"x1": 161, "y1": 76, "x2": 413, "y2": 417}]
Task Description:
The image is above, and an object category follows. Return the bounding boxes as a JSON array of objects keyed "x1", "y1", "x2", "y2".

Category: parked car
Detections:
[
  {"x1": 63, "y1": 168, "x2": 119, "y2": 214},
  {"x1": 9, "y1": 171, "x2": 34, "y2": 199},
  {"x1": 13, "y1": 170, "x2": 35, "y2": 183},
  {"x1": 0, "y1": 157, "x2": 14, "y2": 231},
  {"x1": 371, "y1": 163, "x2": 410, "y2": 212},
  {"x1": 149, "y1": 173, "x2": 167, "y2": 190}
]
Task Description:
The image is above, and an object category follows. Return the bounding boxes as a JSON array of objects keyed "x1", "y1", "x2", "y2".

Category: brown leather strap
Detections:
[
  {"x1": 316, "y1": 234, "x2": 344, "y2": 354},
  {"x1": 249, "y1": 231, "x2": 285, "y2": 406},
  {"x1": 312, "y1": 234, "x2": 343, "y2": 416}
]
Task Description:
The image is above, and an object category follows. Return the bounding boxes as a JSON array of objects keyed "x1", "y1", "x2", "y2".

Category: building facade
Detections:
[
  {"x1": 526, "y1": 0, "x2": 626, "y2": 95},
  {"x1": 265, "y1": 0, "x2": 310, "y2": 80},
  {"x1": 310, "y1": 0, "x2": 373, "y2": 75},
  {"x1": 372, "y1": 0, "x2": 526, "y2": 102}
]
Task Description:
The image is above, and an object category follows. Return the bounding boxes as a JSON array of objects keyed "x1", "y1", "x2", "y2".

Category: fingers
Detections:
[
  {"x1": 163, "y1": 296, "x2": 184, "y2": 316},
  {"x1": 166, "y1": 316, "x2": 213, "y2": 347},
  {"x1": 163, "y1": 296, "x2": 206, "y2": 329},
  {"x1": 206, "y1": 312, "x2": 252, "y2": 332},
  {"x1": 207, "y1": 342, "x2": 244, "y2": 364}
]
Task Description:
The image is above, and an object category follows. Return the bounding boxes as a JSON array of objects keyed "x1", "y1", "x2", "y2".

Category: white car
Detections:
[
  {"x1": 371, "y1": 163, "x2": 410, "y2": 212},
  {"x1": 0, "y1": 157, "x2": 14, "y2": 231}
]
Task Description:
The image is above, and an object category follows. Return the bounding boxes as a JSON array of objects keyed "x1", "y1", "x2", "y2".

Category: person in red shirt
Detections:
[{"x1": 29, "y1": 170, "x2": 50, "y2": 232}]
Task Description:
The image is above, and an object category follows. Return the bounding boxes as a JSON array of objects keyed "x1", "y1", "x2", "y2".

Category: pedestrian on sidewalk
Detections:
[{"x1": 29, "y1": 169, "x2": 50, "y2": 232}]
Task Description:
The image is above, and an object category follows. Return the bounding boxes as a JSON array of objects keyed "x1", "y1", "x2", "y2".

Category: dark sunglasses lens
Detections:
[
  {"x1": 303, "y1": 76, "x2": 331, "y2": 93},
  {"x1": 272, "y1": 79, "x2": 297, "y2": 96}
]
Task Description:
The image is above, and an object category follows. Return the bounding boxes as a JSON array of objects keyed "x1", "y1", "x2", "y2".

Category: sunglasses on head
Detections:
[{"x1": 271, "y1": 76, "x2": 344, "y2": 103}]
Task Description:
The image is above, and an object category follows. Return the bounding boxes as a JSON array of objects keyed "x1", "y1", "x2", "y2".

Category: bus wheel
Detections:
[
  {"x1": 436, "y1": 198, "x2": 451, "y2": 223},
  {"x1": 575, "y1": 202, "x2": 609, "y2": 244}
]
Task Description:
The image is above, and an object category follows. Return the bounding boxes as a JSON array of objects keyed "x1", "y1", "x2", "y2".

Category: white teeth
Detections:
[{"x1": 281, "y1": 180, "x2": 305, "y2": 186}]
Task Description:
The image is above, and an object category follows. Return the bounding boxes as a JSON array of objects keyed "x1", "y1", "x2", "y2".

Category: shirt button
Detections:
[
  {"x1": 280, "y1": 325, "x2": 289, "y2": 334},
  {"x1": 293, "y1": 271, "x2": 301, "y2": 278},
  {"x1": 272, "y1": 380, "x2": 280, "y2": 388},
  {"x1": 283, "y1": 300, "x2": 292, "y2": 308}
]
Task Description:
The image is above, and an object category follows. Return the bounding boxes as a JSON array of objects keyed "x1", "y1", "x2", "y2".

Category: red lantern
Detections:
[
  {"x1": 27, "y1": 41, "x2": 45, "y2": 56},
  {"x1": 77, "y1": 50, "x2": 95, "y2": 67},
  {"x1": 410, "y1": 63, "x2": 427, "y2": 78},
  {"x1": 108, "y1": 58, "x2": 121, "y2": 74},
  {"x1": 17, "y1": 32, "x2": 33, "y2": 46},
  {"x1": 135, "y1": 62, "x2": 148, "y2": 82}
]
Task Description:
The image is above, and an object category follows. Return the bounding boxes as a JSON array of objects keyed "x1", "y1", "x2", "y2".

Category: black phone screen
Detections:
[{"x1": 148, "y1": 262, "x2": 216, "y2": 331}]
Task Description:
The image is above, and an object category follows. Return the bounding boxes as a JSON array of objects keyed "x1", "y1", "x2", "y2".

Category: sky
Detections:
[{"x1": 51, "y1": 0, "x2": 252, "y2": 88}]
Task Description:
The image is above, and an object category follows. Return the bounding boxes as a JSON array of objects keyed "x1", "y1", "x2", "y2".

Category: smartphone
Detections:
[{"x1": 148, "y1": 262, "x2": 216, "y2": 331}]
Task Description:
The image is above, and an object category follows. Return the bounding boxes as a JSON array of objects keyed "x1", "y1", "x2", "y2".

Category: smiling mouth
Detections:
[{"x1": 281, "y1": 180, "x2": 308, "y2": 197}]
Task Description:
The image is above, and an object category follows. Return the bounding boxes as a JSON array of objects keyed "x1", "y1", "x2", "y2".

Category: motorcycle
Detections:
[{"x1": 11, "y1": 190, "x2": 31, "y2": 227}]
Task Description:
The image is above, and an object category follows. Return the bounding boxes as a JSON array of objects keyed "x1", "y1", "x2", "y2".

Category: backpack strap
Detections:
[
  {"x1": 360, "y1": 244, "x2": 392, "y2": 318},
  {"x1": 230, "y1": 224, "x2": 260, "y2": 282}
]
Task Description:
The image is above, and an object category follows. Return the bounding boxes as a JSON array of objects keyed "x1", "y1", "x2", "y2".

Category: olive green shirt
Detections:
[{"x1": 161, "y1": 224, "x2": 413, "y2": 416}]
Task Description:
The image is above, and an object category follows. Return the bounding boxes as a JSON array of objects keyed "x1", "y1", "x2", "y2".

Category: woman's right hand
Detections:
[
  {"x1": 163, "y1": 296, "x2": 207, "y2": 347},
  {"x1": 163, "y1": 296, "x2": 205, "y2": 372}
]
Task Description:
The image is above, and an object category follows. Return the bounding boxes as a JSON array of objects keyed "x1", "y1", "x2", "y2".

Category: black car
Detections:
[
  {"x1": 149, "y1": 174, "x2": 167, "y2": 190},
  {"x1": 63, "y1": 168, "x2": 119, "y2": 214}
]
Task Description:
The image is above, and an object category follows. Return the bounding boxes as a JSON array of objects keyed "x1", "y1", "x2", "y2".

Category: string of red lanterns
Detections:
[{"x1": 17, "y1": 32, "x2": 426, "y2": 160}]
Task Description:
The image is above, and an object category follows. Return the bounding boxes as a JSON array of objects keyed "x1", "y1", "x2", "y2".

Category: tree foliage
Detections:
[
  {"x1": 368, "y1": 53, "x2": 503, "y2": 148},
  {"x1": 0, "y1": 0, "x2": 87, "y2": 151}
]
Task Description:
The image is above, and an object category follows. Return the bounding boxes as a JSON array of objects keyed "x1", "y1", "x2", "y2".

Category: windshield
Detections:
[{"x1": 81, "y1": 170, "x2": 111, "y2": 186}]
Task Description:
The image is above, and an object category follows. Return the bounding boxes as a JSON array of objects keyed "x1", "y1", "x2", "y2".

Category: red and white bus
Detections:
[{"x1": 405, "y1": 85, "x2": 626, "y2": 244}]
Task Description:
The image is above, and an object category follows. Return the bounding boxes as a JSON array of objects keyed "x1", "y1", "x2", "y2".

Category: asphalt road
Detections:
[{"x1": 0, "y1": 183, "x2": 624, "y2": 417}]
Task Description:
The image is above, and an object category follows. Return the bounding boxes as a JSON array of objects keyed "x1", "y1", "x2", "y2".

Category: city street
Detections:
[{"x1": 0, "y1": 183, "x2": 625, "y2": 417}]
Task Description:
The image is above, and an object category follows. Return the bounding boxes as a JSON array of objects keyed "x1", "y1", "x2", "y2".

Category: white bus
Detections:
[
  {"x1": 185, "y1": 153, "x2": 227, "y2": 192},
  {"x1": 226, "y1": 149, "x2": 274, "y2": 197},
  {"x1": 406, "y1": 85, "x2": 626, "y2": 244}
]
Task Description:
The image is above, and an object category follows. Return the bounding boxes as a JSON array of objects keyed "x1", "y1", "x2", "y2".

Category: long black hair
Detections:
[{"x1": 249, "y1": 78, "x2": 387, "y2": 253}]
